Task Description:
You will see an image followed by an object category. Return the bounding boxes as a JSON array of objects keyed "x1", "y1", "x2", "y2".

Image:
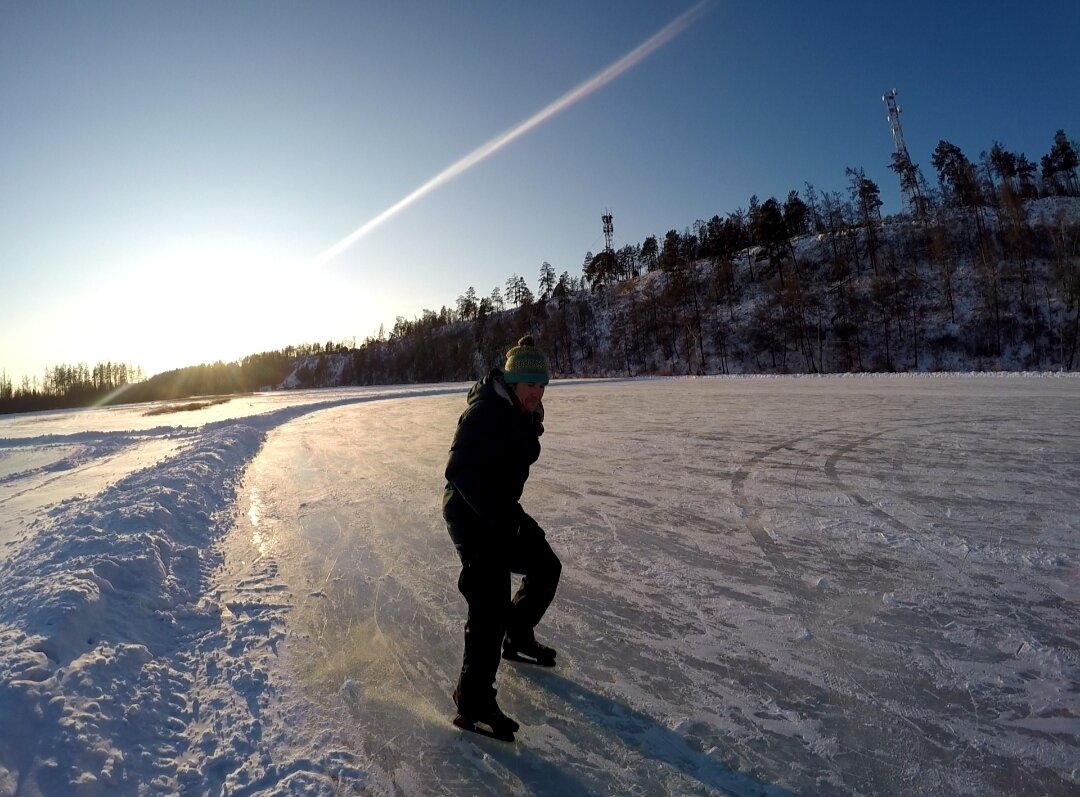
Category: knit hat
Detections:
[{"x1": 502, "y1": 335, "x2": 551, "y2": 385}]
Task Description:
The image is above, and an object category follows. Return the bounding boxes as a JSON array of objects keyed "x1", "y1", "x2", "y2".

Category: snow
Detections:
[{"x1": 1, "y1": 376, "x2": 1078, "y2": 796}]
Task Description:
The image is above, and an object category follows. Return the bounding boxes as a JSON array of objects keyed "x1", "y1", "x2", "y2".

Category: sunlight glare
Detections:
[{"x1": 65, "y1": 242, "x2": 371, "y2": 377}]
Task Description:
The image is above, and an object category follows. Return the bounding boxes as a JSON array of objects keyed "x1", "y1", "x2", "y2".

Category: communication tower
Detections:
[
  {"x1": 882, "y1": 89, "x2": 925, "y2": 217},
  {"x1": 602, "y1": 210, "x2": 614, "y2": 254}
]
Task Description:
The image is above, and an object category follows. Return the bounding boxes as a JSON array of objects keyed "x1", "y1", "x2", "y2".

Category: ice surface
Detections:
[{"x1": 1, "y1": 376, "x2": 1077, "y2": 795}]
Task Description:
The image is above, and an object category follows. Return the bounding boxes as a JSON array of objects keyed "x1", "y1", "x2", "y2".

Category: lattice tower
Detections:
[{"x1": 883, "y1": 89, "x2": 925, "y2": 217}]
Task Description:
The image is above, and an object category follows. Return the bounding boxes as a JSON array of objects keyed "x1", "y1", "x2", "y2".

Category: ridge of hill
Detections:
[{"x1": 281, "y1": 197, "x2": 1080, "y2": 389}]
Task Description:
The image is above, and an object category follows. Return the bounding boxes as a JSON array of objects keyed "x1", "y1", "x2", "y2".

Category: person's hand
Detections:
[{"x1": 519, "y1": 514, "x2": 546, "y2": 538}]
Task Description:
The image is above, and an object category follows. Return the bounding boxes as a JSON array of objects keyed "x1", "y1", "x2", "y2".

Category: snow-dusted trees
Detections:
[
  {"x1": 929, "y1": 142, "x2": 1006, "y2": 353},
  {"x1": 504, "y1": 274, "x2": 534, "y2": 308}
]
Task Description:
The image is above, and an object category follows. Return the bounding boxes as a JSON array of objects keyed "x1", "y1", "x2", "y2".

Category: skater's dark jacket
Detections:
[{"x1": 443, "y1": 368, "x2": 544, "y2": 555}]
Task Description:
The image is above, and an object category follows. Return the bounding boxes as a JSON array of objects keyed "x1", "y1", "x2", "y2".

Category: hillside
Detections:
[
  {"x1": 3, "y1": 194, "x2": 1077, "y2": 416},
  {"x1": 281, "y1": 196, "x2": 1080, "y2": 389}
]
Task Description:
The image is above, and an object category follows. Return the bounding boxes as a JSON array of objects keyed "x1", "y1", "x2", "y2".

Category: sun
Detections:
[{"x1": 81, "y1": 242, "x2": 369, "y2": 378}]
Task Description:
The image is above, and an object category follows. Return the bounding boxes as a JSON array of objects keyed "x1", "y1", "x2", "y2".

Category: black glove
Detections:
[{"x1": 518, "y1": 511, "x2": 545, "y2": 538}]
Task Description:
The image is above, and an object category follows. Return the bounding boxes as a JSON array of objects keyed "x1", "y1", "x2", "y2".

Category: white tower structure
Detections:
[{"x1": 883, "y1": 89, "x2": 925, "y2": 217}]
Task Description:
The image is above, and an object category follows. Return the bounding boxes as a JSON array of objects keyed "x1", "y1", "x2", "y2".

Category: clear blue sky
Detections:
[{"x1": 3, "y1": 1, "x2": 1077, "y2": 384}]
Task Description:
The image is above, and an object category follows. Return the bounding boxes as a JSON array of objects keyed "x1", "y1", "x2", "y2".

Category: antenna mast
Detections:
[
  {"x1": 883, "y1": 89, "x2": 925, "y2": 217},
  {"x1": 602, "y1": 209, "x2": 614, "y2": 254}
]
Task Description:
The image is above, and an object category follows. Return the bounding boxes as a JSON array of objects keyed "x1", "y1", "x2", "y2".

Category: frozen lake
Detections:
[
  {"x1": 1, "y1": 375, "x2": 1077, "y2": 795},
  {"x1": 241, "y1": 376, "x2": 1079, "y2": 795}
]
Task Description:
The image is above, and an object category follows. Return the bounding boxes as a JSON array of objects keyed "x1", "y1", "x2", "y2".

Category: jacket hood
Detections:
[
  {"x1": 468, "y1": 368, "x2": 544, "y2": 425},
  {"x1": 466, "y1": 369, "x2": 512, "y2": 407}
]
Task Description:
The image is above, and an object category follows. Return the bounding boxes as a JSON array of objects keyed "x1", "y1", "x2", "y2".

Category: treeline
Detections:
[
  {"x1": 118, "y1": 339, "x2": 357, "y2": 403},
  {"x1": 0, "y1": 362, "x2": 145, "y2": 414},
  {"x1": 304, "y1": 130, "x2": 1079, "y2": 384},
  {"x1": 4, "y1": 130, "x2": 1078, "y2": 412},
  {"x1": 0, "y1": 339, "x2": 355, "y2": 415}
]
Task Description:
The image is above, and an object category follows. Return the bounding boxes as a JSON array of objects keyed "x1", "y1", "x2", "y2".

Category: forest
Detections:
[
  {"x1": 2, "y1": 130, "x2": 1078, "y2": 415},
  {"x1": 288, "y1": 131, "x2": 1080, "y2": 386}
]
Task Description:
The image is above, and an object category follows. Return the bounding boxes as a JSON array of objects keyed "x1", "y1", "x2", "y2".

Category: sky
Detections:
[{"x1": 2, "y1": 0, "x2": 1078, "y2": 384}]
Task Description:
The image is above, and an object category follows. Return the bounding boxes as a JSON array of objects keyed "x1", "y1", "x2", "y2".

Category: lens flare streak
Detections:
[{"x1": 312, "y1": 1, "x2": 709, "y2": 267}]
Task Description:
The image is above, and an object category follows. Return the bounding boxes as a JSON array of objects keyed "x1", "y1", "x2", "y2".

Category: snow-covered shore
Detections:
[{"x1": 0, "y1": 386, "x2": 461, "y2": 795}]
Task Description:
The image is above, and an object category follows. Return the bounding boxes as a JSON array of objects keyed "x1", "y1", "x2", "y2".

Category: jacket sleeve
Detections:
[{"x1": 444, "y1": 405, "x2": 522, "y2": 532}]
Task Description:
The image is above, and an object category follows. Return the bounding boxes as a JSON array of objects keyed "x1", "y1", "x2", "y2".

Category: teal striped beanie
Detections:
[{"x1": 503, "y1": 335, "x2": 551, "y2": 385}]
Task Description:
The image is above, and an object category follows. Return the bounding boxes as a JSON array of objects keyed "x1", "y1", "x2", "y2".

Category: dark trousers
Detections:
[{"x1": 453, "y1": 527, "x2": 561, "y2": 710}]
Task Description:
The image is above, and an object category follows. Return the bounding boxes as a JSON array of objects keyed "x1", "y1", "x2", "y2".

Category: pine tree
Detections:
[
  {"x1": 457, "y1": 286, "x2": 478, "y2": 320},
  {"x1": 783, "y1": 190, "x2": 809, "y2": 238},
  {"x1": 1041, "y1": 129, "x2": 1079, "y2": 196},
  {"x1": 754, "y1": 198, "x2": 788, "y2": 283},
  {"x1": 538, "y1": 262, "x2": 556, "y2": 302},
  {"x1": 846, "y1": 168, "x2": 883, "y2": 275},
  {"x1": 640, "y1": 236, "x2": 659, "y2": 272},
  {"x1": 931, "y1": 140, "x2": 981, "y2": 208}
]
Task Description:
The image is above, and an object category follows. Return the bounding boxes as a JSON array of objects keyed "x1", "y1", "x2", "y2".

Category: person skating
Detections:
[{"x1": 442, "y1": 336, "x2": 562, "y2": 740}]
